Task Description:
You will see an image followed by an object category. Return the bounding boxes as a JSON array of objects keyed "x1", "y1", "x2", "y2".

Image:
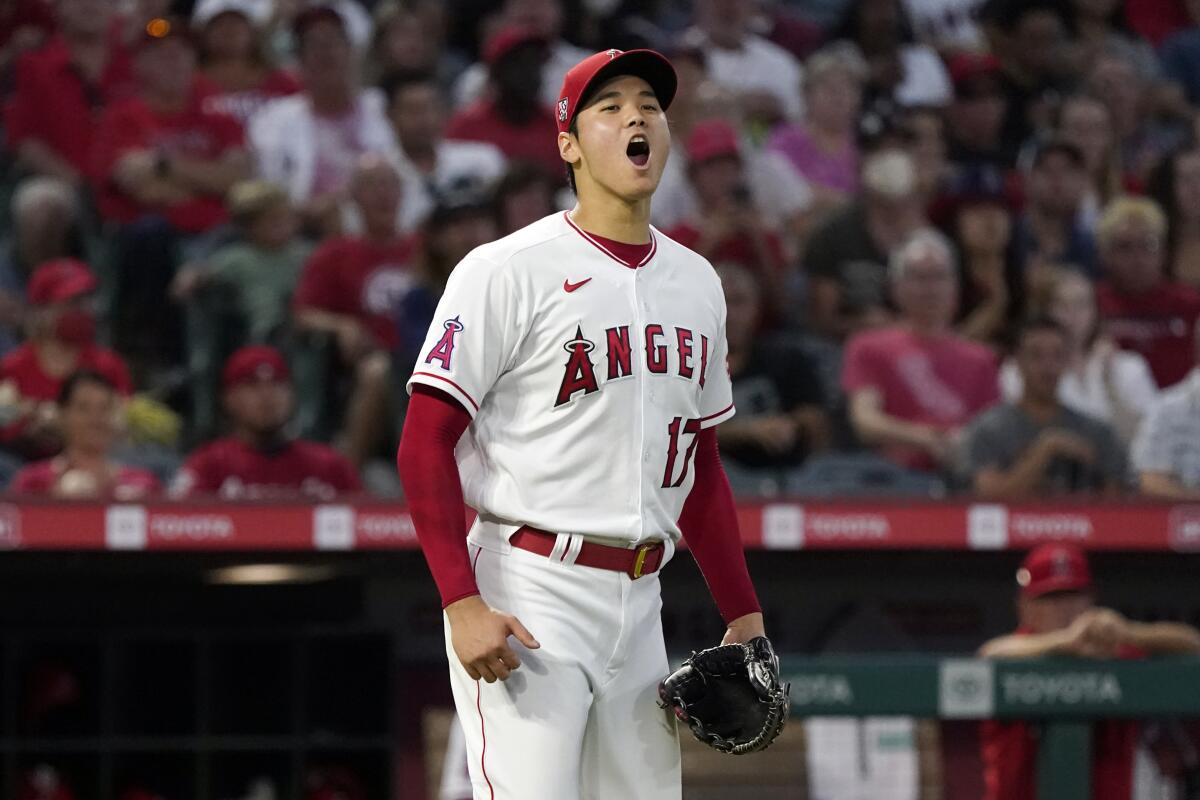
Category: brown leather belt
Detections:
[{"x1": 510, "y1": 526, "x2": 665, "y2": 579}]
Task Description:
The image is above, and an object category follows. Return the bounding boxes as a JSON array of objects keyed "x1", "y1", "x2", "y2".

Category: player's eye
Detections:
[
  {"x1": 642, "y1": 103, "x2": 660, "y2": 112},
  {"x1": 602, "y1": 104, "x2": 619, "y2": 112}
]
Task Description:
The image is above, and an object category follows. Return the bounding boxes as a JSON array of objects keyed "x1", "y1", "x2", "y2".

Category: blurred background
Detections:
[{"x1": 0, "y1": 0, "x2": 1197, "y2": 797}]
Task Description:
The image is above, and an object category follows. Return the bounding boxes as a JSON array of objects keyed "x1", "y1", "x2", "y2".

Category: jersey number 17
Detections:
[{"x1": 662, "y1": 416, "x2": 702, "y2": 488}]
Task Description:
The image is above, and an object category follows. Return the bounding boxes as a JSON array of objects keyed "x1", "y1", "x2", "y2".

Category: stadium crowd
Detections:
[{"x1": 0, "y1": 0, "x2": 1198, "y2": 503}]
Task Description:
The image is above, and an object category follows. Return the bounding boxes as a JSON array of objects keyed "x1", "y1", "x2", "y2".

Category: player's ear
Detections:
[{"x1": 558, "y1": 130, "x2": 582, "y2": 170}]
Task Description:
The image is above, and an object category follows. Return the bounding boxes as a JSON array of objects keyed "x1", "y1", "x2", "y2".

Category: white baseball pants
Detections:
[{"x1": 444, "y1": 539, "x2": 682, "y2": 800}]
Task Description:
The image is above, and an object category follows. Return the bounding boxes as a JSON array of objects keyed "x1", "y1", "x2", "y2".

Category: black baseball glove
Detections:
[{"x1": 658, "y1": 635, "x2": 790, "y2": 754}]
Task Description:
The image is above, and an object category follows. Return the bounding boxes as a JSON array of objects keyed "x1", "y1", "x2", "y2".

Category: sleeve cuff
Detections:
[
  {"x1": 408, "y1": 372, "x2": 480, "y2": 418},
  {"x1": 699, "y1": 403, "x2": 736, "y2": 429}
]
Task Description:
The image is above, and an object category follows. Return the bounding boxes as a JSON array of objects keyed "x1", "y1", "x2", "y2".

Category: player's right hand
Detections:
[{"x1": 446, "y1": 595, "x2": 541, "y2": 683}]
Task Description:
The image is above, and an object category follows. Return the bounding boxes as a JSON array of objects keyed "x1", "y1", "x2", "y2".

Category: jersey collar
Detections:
[{"x1": 563, "y1": 211, "x2": 657, "y2": 269}]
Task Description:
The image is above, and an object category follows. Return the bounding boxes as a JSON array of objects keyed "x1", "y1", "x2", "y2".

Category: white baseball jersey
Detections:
[{"x1": 407, "y1": 211, "x2": 735, "y2": 546}]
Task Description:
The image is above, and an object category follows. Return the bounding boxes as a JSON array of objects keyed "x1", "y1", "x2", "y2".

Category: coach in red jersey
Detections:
[
  {"x1": 171, "y1": 346, "x2": 361, "y2": 500},
  {"x1": 978, "y1": 544, "x2": 1200, "y2": 800}
]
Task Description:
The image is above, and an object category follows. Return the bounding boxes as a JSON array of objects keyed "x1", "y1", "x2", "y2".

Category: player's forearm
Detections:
[
  {"x1": 397, "y1": 388, "x2": 479, "y2": 607},
  {"x1": 978, "y1": 630, "x2": 1074, "y2": 659},
  {"x1": 677, "y1": 428, "x2": 761, "y2": 624},
  {"x1": 1125, "y1": 622, "x2": 1200, "y2": 655}
]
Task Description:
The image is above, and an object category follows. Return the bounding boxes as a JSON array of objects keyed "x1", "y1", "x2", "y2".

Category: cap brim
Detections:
[
  {"x1": 1022, "y1": 576, "x2": 1093, "y2": 598},
  {"x1": 577, "y1": 49, "x2": 678, "y2": 118},
  {"x1": 56, "y1": 273, "x2": 98, "y2": 302}
]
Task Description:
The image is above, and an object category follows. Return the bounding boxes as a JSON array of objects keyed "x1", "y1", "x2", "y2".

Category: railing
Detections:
[
  {"x1": 783, "y1": 656, "x2": 1200, "y2": 800},
  {"x1": 0, "y1": 499, "x2": 1195, "y2": 551}
]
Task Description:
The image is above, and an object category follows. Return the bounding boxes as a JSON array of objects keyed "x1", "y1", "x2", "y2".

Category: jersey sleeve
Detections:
[
  {"x1": 699, "y1": 308, "x2": 735, "y2": 429},
  {"x1": 406, "y1": 255, "x2": 523, "y2": 418}
]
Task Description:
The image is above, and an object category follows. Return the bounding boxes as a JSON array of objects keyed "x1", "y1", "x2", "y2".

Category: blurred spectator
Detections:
[
  {"x1": 767, "y1": 43, "x2": 867, "y2": 215},
  {"x1": 192, "y1": 0, "x2": 302, "y2": 125},
  {"x1": 1095, "y1": 196, "x2": 1200, "y2": 387},
  {"x1": 383, "y1": 69, "x2": 507, "y2": 198},
  {"x1": 492, "y1": 162, "x2": 555, "y2": 235},
  {"x1": 1132, "y1": 318, "x2": 1200, "y2": 499},
  {"x1": 804, "y1": 148, "x2": 926, "y2": 339},
  {"x1": 1086, "y1": 49, "x2": 1185, "y2": 181},
  {"x1": 5, "y1": 0, "x2": 133, "y2": 184},
  {"x1": 3, "y1": 177, "x2": 87, "y2": 282},
  {"x1": 982, "y1": 0, "x2": 1071, "y2": 154},
  {"x1": 650, "y1": 49, "x2": 814, "y2": 239},
  {"x1": 1061, "y1": 0, "x2": 1161, "y2": 80},
  {"x1": 716, "y1": 264, "x2": 829, "y2": 470},
  {"x1": 906, "y1": 106, "x2": 950, "y2": 199},
  {"x1": 0, "y1": 178, "x2": 88, "y2": 356},
  {"x1": 172, "y1": 180, "x2": 310, "y2": 344},
  {"x1": 92, "y1": 18, "x2": 249, "y2": 236},
  {"x1": 367, "y1": 1, "x2": 455, "y2": 87},
  {"x1": 843, "y1": 229, "x2": 1000, "y2": 471},
  {"x1": 978, "y1": 543, "x2": 1200, "y2": 800},
  {"x1": 944, "y1": 52, "x2": 1010, "y2": 171},
  {"x1": 249, "y1": 5, "x2": 430, "y2": 236},
  {"x1": 444, "y1": 27, "x2": 561, "y2": 181},
  {"x1": 664, "y1": 120, "x2": 791, "y2": 325},
  {"x1": 1055, "y1": 94, "x2": 1129, "y2": 232},
  {"x1": 827, "y1": 0, "x2": 952, "y2": 109},
  {"x1": 0, "y1": 0, "x2": 53, "y2": 75},
  {"x1": 8, "y1": 370, "x2": 158, "y2": 499},
  {"x1": 92, "y1": 16, "x2": 250, "y2": 371},
  {"x1": 1003, "y1": 269, "x2": 1158, "y2": 444},
  {"x1": 170, "y1": 346, "x2": 360, "y2": 499},
  {"x1": 941, "y1": 171, "x2": 1014, "y2": 345},
  {"x1": 682, "y1": 0, "x2": 804, "y2": 124},
  {"x1": 293, "y1": 156, "x2": 413, "y2": 467},
  {"x1": 1012, "y1": 139, "x2": 1097, "y2": 278},
  {"x1": 902, "y1": 0, "x2": 987, "y2": 49},
  {"x1": 961, "y1": 316, "x2": 1125, "y2": 498},
  {"x1": 1159, "y1": 0, "x2": 1200, "y2": 106},
  {"x1": 1148, "y1": 144, "x2": 1200, "y2": 288},
  {"x1": 452, "y1": 0, "x2": 587, "y2": 110},
  {"x1": 394, "y1": 189, "x2": 498, "y2": 383},
  {"x1": 0, "y1": 260, "x2": 131, "y2": 457}
]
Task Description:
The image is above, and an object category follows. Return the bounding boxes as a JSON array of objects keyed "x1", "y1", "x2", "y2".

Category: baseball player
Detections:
[{"x1": 397, "y1": 48, "x2": 765, "y2": 799}]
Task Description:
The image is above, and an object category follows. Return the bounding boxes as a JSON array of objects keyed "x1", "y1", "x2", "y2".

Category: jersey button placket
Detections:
[{"x1": 632, "y1": 267, "x2": 648, "y2": 541}]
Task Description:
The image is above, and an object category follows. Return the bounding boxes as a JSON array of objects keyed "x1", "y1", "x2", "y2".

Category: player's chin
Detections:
[{"x1": 619, "y1": 167, "x2": 663, "y2": 198}]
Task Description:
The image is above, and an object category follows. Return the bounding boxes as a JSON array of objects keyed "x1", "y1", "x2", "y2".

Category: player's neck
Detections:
[{"x1": 569, "y1": 192, "x2": 652, "y2": 244}]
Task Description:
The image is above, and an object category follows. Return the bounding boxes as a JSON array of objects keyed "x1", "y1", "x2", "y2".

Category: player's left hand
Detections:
[{"x1": 721, "y1": 612, "x2": 766, "y2": 645}]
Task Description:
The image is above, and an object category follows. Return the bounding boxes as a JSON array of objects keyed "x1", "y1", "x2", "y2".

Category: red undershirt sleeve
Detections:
[
  {"x1": 677, "y1": 427, "x2": 762, "y2": 624},
  {"x1": 396, "y1": 384, "x2": 478, "y2": 608}
]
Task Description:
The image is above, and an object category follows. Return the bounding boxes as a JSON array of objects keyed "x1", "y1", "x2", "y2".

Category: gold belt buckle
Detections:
[{"x1": 631, "y1": 543, "x2": 655, "y2": 579}]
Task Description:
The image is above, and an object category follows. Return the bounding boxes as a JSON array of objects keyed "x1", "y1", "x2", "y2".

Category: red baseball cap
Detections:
[
  {"x1": 556, "y1": 48, "x2": 677, "y2": 133},
  {"x1": 222, "y1": 345, "x2": 290, "y2": 389},
  {"x1": 1016, "y1": 543, "x2": 1094, "y2": 598},
  {"x1": 27, "y1": 259, "x2": 98, "y2": 306},
  {"x1": 484, "y1": 26, "x2": 548, "y2": 66},
  {"x1": 686, "y1": 119, "x2": 741, "y2": 163}
]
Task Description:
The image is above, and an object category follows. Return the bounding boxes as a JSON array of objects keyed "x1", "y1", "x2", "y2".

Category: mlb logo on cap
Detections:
[{"x1": 558, "y1": 97, "x2": 569, "y2": 123}]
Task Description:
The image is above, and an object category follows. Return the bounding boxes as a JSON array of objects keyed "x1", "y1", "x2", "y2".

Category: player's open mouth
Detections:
[{"x1": 626, "y1": 135, "x2": 650, "y2": 168}]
